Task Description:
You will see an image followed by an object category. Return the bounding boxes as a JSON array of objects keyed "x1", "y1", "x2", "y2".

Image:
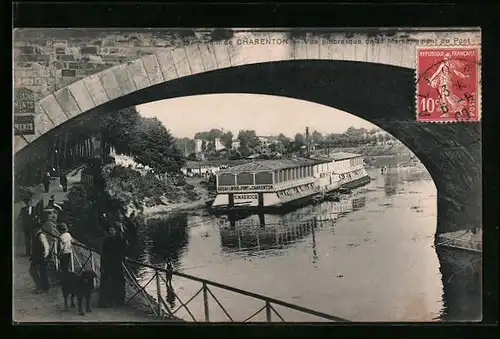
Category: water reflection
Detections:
[
  {"x1": 219, "y1": 194, "x2": 368, "y2": 254},
  {"x1": 138, "y1": 214, "x2": 190, "y2": 269},
  {"x1": 383, "y1": 167, "x2": 432, "y2": 197},
  {"x1": 437, "y1": 247, "x2": 482, "y2": 321},
  {"x1": 166, "y1": 284, "x2": 176, "y2": 310},
  {"x1": 130, "y1": 165, "x2": 479, "y2": 322}
]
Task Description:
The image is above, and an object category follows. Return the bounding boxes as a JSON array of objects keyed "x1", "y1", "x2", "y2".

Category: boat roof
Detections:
[
  {"x1": 184, "y1": 160, "x2": 251, "y2": 169},
  {"x1": 217, "y1": 158, "x2": 326, "y2": 174},
  {"x1": 328, "y1": 152, "x2": 362, "y2": 161}
]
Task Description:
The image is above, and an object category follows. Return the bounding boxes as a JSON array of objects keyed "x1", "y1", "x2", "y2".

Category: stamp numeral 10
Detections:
[{"x1": 419, "y1": 97, "x2": 440, "y2": 114}]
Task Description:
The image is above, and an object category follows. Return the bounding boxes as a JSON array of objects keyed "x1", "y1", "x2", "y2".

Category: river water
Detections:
[{"x1": 128, "y1": 166, "x2": 481, "y2": 322}]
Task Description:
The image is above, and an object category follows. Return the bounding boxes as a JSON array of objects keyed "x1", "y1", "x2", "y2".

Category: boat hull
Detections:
[
  {"x1": 340, "y1": 175, "x2": 371, "y2": 190},
  {"x1": 210, "y1": 175, "x2": 370, "y2": 214}
]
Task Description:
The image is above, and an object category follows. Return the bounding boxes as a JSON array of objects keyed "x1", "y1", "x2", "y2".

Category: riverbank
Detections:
[
  {"x1": 325, "y1": 144, "x2": 414, "y2": 169},
  {"x1": 13, "y1": 172, "x2": 177, "y2": 322}
]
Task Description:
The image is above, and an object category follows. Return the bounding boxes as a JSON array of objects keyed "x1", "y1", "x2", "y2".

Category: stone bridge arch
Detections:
[{"x1": 13, "y1": 31, "x2": 481, "y2": 235}]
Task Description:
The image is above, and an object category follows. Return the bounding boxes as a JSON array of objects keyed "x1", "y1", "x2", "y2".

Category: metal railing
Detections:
[
  {"x1": 43, "y1": 230, "x2": 350, "y2": 323},
  {"x1": 123, "y1": 258, "x2": 350, "y2": 323}
]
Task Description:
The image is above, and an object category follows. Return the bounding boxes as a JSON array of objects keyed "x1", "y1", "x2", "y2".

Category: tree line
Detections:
[
  {"x1": 100, "y1": 107, "x2": 185, "y2": 175},
  {"x1": 175, "y1": 126, "x2": 397, "y2": 161}
]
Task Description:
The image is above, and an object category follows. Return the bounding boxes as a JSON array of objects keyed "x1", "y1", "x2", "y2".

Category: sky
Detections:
[{"x1": 136, "y1": 93, "x2": 377, "y2": 139}]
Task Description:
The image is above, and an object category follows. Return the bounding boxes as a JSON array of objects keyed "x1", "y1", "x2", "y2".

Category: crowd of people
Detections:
[{"x1": 17, "y1": 194, "x2": 131, "y2": 308}]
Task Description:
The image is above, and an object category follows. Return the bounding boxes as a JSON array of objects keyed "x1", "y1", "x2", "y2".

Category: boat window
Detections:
[
  {"x1": 236, "y1": 172, "x2": 254, "y2": 186},
  {"x1": 218, "y1": 173, "x2": 236, "y2": 186},
  {"x1": 255, "y1": 171, "x2": 273, "y2": 185}
]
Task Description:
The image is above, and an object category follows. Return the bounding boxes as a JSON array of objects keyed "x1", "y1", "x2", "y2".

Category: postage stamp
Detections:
[{"x1": 416, "y1": 47, "x2": 481, "y2": 123}]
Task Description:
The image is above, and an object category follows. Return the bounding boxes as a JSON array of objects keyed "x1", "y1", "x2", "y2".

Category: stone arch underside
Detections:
[
  {"x1": 14, "y1": 59, "x2": 481, "y2": 235},
  {"x1": 14, "y1": 38, "x2": 421, "y2": 153}
]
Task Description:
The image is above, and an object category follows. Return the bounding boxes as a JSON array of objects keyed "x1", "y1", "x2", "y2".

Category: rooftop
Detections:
[
  {"x1": 184, "y1": 160, "x2": 251, "y2": 168},
  {"x1": 218, "y1": 158, "x2": 325, "y2": 174},
  {"x1": 328, "y1": 152, "x2": 362, "y2": 161}
]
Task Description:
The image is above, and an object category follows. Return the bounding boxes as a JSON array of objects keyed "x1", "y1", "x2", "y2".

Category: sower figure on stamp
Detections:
[
  {"x1": 427, "y1": 53, "x2": 471, "y2": 118},
  {"x1": 99, "y1": 224, "x2": 128, "y2": 308},
  {"x1": 17, "y1": 198, "x2": 37, "y2": 257}
]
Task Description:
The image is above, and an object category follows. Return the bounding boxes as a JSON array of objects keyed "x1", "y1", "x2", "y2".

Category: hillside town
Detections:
[{"x1": 173, "y1": 127, "x2": 404, "y2": 179}]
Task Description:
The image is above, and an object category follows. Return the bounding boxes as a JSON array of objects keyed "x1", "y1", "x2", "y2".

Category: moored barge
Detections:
[{"x1": 210, "y1": 152, "x2": 370, "y2": 212}]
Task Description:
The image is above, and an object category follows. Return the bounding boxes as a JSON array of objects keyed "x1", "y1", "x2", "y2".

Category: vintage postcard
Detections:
[{"x1": 13, "y1": 28, "x2": 482, "y2": 323}]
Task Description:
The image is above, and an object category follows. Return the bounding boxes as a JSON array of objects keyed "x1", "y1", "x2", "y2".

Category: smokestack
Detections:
[{"x1": 305, "y1": 127, "x2": 310, "y2": 157}]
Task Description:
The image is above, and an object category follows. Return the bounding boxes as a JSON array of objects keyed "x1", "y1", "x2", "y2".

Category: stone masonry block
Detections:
[
  {"x1": 211, "y1": 44, "x2": 231, "y2": 69},
  {"x1": 17, "y1": 54, "x2": 38, "y2": 62},
  {"x1": 141, "y1": 54, "x2": 165, "y2": 86},
  {"x1": 33, "y1": 104, "x2": 53, "y2": 135},
  {"x1": 82, "y1": 74, "x2": 109, "y2": 106},
  {"x1": 170, "y1": 47, "x2": 191, "y2": 78},
  {"x1": 126, "y1": 59, "x2": 151, "y2": 91},
  {"x1": 293, "y1": 43, "x2": 308, "y2": 60},
  {"x1": 39, "y1": 94, "x2": 68, "y2": 127},
  {"x1": 401, "y1": 45, "x2": 415, "y2": 70},
  {"x1": 353, "y1": 42, "x2": 369, "y2": 63},
  {"x1": 112, "y1": 63, "x2": 137, "y2": 96},
  {"x1": 62, "y1": 69, "x2": 77, "y2": 77},
  {"x1": 184, "y1": 44, "x2": 206, "y2": 74},
  {"x1": 198, "y1": 44, "x2": 219, "y2": 71},
  {"x1": 155, "y1": 51, "x2": 179, "y2": 81},
  {"x1": 80, "y1": 46, "x2": 98, "y2": 55},
  {"x1": 14, "y1": 136, "x2": 28, "y2": 153},
  {"x1": 68, "y1": 80, "x2": 97, "y2": 112},
  {"x1": 342, "y1": 43, "x2": 356, "y2": 62},
  {"x1": 99, "y1": 69, "x2": 123, "y2": 100},
  {"x1": 306, "y1": 42, "x2": 320, "y2": 60},
  {"x1": 54, "y1": 87, "x2": 82, "y2": 119}
]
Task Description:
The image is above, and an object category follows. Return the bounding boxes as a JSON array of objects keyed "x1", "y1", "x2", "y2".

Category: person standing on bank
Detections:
[
  {"x1": 99, "y1": 224, "x2": 128, "y2": 308},
  {"x1": 17, "y1": 198, "x2": 37, "y2": 257},
  {"x1": 29, "y1": 224, "x2": 51, "y2": 293},
  {"x1": 57, "y1": 223, "x2": 73, "y2": 273},
  {"x1": 60, "y1": 172, "x2": 68, "y2": 192},
  {"x1": 43, "y1": 172, "x2": 51, "y2": 193}
]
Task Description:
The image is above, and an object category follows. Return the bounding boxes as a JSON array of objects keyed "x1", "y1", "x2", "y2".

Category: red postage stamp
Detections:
[{"x1": 416, "y1": 47, "x2": 481, "y2": 123}]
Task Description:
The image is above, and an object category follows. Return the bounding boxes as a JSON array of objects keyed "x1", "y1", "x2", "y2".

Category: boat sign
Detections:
[
  {"x1": 234, "y1": 193, "x2": 259, "y2": 206},
  {"x1": 219, "y1": 185, "x2": 274, "y2": 192}
]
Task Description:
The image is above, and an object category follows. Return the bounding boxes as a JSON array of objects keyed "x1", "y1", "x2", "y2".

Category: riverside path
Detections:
[{"x1": 13, "y1": 169, "x2": 159, "y2": 323}]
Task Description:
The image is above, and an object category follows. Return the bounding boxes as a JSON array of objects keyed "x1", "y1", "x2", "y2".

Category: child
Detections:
[{"x1": 57, "y1": 223, "x2": 73, "y2": 272}]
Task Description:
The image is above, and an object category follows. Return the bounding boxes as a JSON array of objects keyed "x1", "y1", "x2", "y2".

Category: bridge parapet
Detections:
[{"x1": 14, "y1": 28, "x2": 480, "y2": 153}]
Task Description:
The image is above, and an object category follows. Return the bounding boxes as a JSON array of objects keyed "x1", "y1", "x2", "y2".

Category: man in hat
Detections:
[
  {"x1": 17, "y1": 198, "x2": 37, "y2": 257},
  {"x1": 43, "y1": 172, "x2": 51, "y2": 193},
  {"x1": 59, "y1": 172, "x2": 68, "y2": 192}
]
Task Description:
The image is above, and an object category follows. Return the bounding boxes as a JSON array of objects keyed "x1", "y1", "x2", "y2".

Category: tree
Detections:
[
  {"x1": 311, "y1": 130, "x2": 323, "y2": 144},
  {"x1": 294, "y1": 133, "x2": 305, "y2": 148},
  {"x1": 237, "y1": 130, "x2": 260, "y2": 156},
  {"x1": 201, "y1": 140, "x2": 207, "y2": 153},
  {"x1": 220, "y1": 131, "x2": 233, "y2": 149},
  {"x1": 129, "y1": 117, "x2": 186, "y2": 174},
  {"x1": 206, "y1": 140, "x2": 216, "y2": 153},
  {"x1": 194, "y1": 129, "x2": 223, "y2": 142},
  {"x1": 174, "y1": 138, "x2": 196, "y2": 155},
  {"x1": 277, "y1": 134, "x2": 291, "y2": 148},
  {"x1": 100, "y1": 106, "x2": 141, "y2": 155}
]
